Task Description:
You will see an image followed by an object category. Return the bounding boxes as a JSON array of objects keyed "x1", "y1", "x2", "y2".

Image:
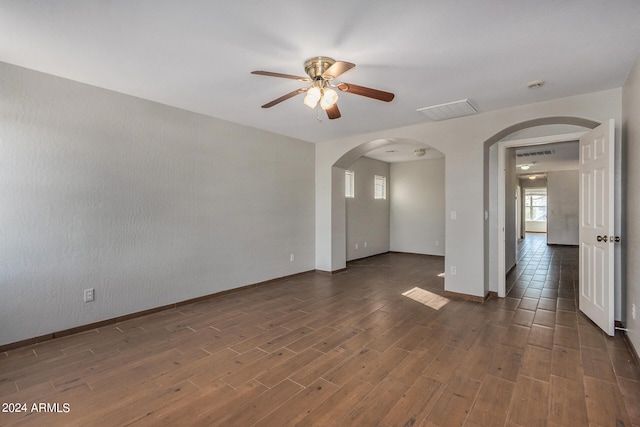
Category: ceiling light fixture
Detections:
[
  {"x1": 304, "y1": 84, "x2": 338, "y2": 110},
  {"x1": 520, "y1": 164, "x2": 531, "y2": 170},
  {"x1": 527, "y1": 80, "x2": 545, "y2": 89},
  {"x1": 303, "y1": 86, "x2": 321, "y2": 109},
  {"x1": 529, "y1": 175, "x2": 537, "y2": 180},
  {"x1": 414, "y1": 148, "x2": 427, "y2": 157},
  {"x1": 252, "y1": 56, "x2": 394, "y2": 120}
]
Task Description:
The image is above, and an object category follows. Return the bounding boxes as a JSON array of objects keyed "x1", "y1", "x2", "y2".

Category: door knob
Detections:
[{"x1": 614, "y1": 236, "x2": 621, "y2": 242}]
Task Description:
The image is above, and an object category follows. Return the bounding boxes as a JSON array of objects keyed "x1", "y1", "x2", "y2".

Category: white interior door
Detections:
[{"x1": 579, "y1": 119, "x2": 615, "y2": 336}]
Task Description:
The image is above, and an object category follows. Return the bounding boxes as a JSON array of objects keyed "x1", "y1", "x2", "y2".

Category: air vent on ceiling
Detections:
[
  {"x1": 516, "y1": 149, "x2": 555, "y2": 158},
  {"x1": 417, "y1": 99, "x2": 478, "y2": 121}
]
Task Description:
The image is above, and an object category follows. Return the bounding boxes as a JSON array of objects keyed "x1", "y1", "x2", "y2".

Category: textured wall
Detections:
[
  {"x1": 0, "y1": 62, "x2": 315, "y2": 346},
  {"x1": 345, "y1": 157, "x2": 390, "y2": 261},
  {"x1": 390, "y1": 158, "x2": 445, "y2": 256}
]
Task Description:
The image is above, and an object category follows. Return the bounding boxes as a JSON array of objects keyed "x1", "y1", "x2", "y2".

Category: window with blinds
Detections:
[
  {"x1": 345, "y1": 170, "x2": 355, "y2": 198},
  {"x1": 374, "y1": 175, "x2": 387, "y2": 200},
  {"x1": 524, "y1": 188, "x2": 547, "y2": 221}
]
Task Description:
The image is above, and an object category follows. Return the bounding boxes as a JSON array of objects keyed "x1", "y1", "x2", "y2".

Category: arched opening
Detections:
[
  {"x1": 330, "y1": 138, "x2": 444, "y2": 272},
  {"x1": 483, "y1": 116, "x2": 601, "y2": 296}
]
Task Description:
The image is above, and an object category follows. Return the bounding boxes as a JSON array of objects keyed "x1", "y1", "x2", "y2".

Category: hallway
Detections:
[{"x1": 504, "y1": 233, "x2": 638, "y2": 425}]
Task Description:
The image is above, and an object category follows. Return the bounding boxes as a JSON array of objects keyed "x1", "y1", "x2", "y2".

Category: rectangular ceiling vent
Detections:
[
  {"x1": 417, "y1": 99, "x2": 478, "y2": 121},
  {"x1": 516, "y1": 149, "x2": 555, "y2": 158}
]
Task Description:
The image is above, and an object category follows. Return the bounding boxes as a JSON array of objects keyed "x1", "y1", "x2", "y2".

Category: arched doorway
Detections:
[
  {"x1": 331, "y1": 138, "x2": 443, "y2": 271},
  {"x1": 482, "y1": 116, "x2": 602, "y2": 297}
]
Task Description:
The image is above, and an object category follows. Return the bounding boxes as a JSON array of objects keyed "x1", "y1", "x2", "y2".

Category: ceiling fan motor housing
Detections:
[{"x1": 304, "y1": 56, "x2": 336, "y2": 80}]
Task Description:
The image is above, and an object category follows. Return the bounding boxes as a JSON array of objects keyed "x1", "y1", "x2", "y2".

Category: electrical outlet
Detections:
[
  {"x1": 355, "y1": 243, "x2": 358, "y2": 249},
  {"x1": 436, "y1": 240, "x2": 439, "y2": 246},
  {"x1": 290, "y1": 253, "x2": 294, "y2": 262},
  {"x1": 633, "y1": 303, "x2": 637, "y2": 320},
  {"x1": 84, "y1": 288, "x2": 95, "y2": 302},
  {"x1": 364, "y1": 242, "x2": 367, "y2": 248},
  {"x1": 450, "y1": 266, "x2": 457, "y2": 275}
]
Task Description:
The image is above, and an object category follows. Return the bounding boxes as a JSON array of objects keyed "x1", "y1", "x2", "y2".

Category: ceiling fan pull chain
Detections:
[{"x1": 317, "y1": 104, "x2": 322, "y2": 122}]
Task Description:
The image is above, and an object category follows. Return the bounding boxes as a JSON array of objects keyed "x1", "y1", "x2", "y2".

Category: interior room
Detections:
[{"x1": 2, "y1": 1, "x2": 640, "y2": 425}]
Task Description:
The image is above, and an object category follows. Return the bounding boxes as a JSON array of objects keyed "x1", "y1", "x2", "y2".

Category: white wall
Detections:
[
  {"x1": 547, "y1": 170, "x2": 579, "y2": 245},
  {"x1": 0, "y1": 62, "x2": 315, "y2": 346},
  {"x1": 622, "y1": 54, "x2": 640, "y2": 353},
  {"x1": 390, "y1": 158, "x2": 445, "y2": 256},
  {"x1": 525, "y1": 221, "x2": 547, "y2": 233},
  {"x1": 317, "y1": 89, "x2": 622, "y2": 297},
  {"x1": 345, "y1": 157, "x2": 390, "y2": 261}
]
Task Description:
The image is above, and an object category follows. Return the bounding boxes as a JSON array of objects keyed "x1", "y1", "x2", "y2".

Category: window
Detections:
[
  {"x1": 374, "y1": 175, "x2": 387, "y2": 199},
  {"x1": 524, "y1": 188, "x2": 547, "y2": 221},
  {"x1": 345, "y1": 170, "x2": 355, "y2": 198}
]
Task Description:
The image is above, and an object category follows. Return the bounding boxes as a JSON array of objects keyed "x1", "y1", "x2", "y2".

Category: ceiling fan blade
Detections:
[
  {"x1": 322, "y1": 61, "x2": 355, "y2": 80},
  {"x1": 251, "y1": 70, "x2": 310, "y2": 82},
  {"x1": 261, "y1": 88, "x2": 308, "y2": 108},
  {"x1": 337, "y1": 82, "x2": 395, "y2": 102},
  {"x1": 325, "y1": 104, "x2": 341, "y2": 120}
]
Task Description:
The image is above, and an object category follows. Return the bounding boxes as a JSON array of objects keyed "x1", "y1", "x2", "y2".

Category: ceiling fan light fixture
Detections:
[
  {"x1": 320, "y1": 88, "x2": 339, "y2": 110},
  {"x1": 303, "y1": 86, "x2": 321, "y2": 109},
  {"x1": 252, "y1": 56, "x2": 394, "y2": 120},
  {"x1": 520, "y1": 164, "x2": 530, "y2": 170}
]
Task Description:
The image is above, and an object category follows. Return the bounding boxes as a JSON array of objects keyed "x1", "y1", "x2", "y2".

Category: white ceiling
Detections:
[
  {"x1": 1, "y1": 1, "x2": 640, "y2": 145},
  {"x1": 365, "y1": 140, "x2": 445, "y2": 163},
  {"x1": 515, "y1": 141, "x2": 579, "y2": 177}
]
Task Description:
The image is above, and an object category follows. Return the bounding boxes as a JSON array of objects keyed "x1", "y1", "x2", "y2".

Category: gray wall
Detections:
[
  {"x1": 547, "y1": 170, "x2": 579, "y2": 245},
  {"x1": 0, "y1": 62, "x2": 315, "y2": 346},
  {"x1": 390, "y1": 158, "x2": 445, "y2": 256},
  {"x1": 623, "y1": 54, "x2": 640, "y2": 352},
  {"x1": 345, "y1": 157, "x2": 390, "y2": 261},
  {"x1": 505, "y1": 148, "x2": 517, "y2": 272}
]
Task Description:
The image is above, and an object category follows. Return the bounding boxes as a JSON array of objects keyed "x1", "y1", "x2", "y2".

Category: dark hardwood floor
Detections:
[{"x1": 1, "y1": 234, "x2": 639, "y2": 426}]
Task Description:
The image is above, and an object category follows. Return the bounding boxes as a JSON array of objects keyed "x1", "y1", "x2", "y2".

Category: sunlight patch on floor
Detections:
[
  {"x1": 437, "y1": 272, "x2": 445, "y2": 278},
  {"x1": 402, "y1": 287, "x2": 449, "y2": 310}
]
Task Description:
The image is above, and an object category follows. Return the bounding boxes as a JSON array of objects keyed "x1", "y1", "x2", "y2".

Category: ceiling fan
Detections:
[{"x1": 251, "y1": 56, "x2": 395, "y2": 120}]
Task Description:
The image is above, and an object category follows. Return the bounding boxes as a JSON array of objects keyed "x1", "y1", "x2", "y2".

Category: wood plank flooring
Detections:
[{"x1": 1, "y1": 234, "x2": 639, "y2": 426}]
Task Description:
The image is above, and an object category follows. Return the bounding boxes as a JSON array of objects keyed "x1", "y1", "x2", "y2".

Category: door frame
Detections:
[{"x1": 496, "y1": 131, "x2": 587, "y2": 297}]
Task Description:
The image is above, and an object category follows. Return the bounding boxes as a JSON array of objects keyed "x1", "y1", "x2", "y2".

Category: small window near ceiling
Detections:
[
  {"x1": 345, "y1": 170, "x2": 355, "y2": 198},
  {"x1": 374, "y1": 175, "x2": 387, "y2": 199}
]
